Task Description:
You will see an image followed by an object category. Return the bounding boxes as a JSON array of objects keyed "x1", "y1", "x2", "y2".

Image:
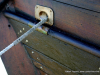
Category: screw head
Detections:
[
  {"x1": 23, "y1": 28, "x2": 25, "y2": 30},
  {"x1": 32, "y1": 51, "x2": 34, "y2": 54},
  {"x1": 26, "y1": 40, "x2": 28, "y2": 42}
]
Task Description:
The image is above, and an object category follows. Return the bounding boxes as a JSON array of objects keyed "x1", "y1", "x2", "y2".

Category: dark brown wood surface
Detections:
[
  {"x1": 54, "y1": 0, "x2": 100, "y2": 12},
  {"x1": 8, "y1": 18, "x2": 100, "y2": 75},
  {"x1": 25, "y1": 45, "x2": 77, "y2": 75},
  {"x1": 14, "y1": 0, "x2": 100, "y2": 45},
  {"x1": 0, "y1": 13, "x2": 46, "y2": 75}
]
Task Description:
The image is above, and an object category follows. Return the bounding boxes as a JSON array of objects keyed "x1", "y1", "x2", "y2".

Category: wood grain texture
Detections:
[
  {"x1": 0, "y1": 13, "x2": 44, "y2": 75},
  {"x1": 54, "y1": 0, "x2": 100, "y2": 12},
  {"x1": 9, "y1": 19, "x2": 100, "y2": 75},
  {"x1": 33, "y1": 61, "x2": 53, "y2": 75},
  {"x1": 14, "y1": 0, "x2": 100, "y2": 46},
  {"x1": 25, "y1": 45, "x2": 76, "y2": 75}
]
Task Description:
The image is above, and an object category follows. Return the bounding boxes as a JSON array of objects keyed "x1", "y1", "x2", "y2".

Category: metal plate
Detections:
[{"x1": 35, "y1": 5, "x2": 53, "y2": 25}]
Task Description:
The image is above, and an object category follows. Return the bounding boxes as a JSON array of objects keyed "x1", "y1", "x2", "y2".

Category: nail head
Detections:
[
  {"x1": 20, "y1": 30, "x2": 22, "y2": 33},
  {"x1": 32, "y1": 51, "x2": 34, "y2": 54},
  {"x1": 26, "y1": 40, "x2": 28, "y2": 42}
]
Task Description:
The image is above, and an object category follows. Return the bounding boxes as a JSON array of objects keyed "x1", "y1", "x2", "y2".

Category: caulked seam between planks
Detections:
[{"x1": 53, "y1": 0, "x2": 100, "y2": 13}]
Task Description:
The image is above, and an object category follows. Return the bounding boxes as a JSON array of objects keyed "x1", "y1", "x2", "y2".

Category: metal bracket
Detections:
[{"x1": 35, "y1": 5, "x2": 53, "y2": 26}]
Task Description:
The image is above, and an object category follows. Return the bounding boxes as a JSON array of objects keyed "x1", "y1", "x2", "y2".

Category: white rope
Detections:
[
  {"x1": 0, "y1": 57, "x2": 8, "y2": 75},
  {"x1": 0, "y1": 16, "x2": 47, "y2": 56}
]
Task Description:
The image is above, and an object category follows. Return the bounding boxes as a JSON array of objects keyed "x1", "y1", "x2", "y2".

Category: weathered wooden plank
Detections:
[
  {"x1": 24, "y1": 45, "x2": 76, "y2": 75},
  {"x1": 8, "y1": 18, "x2": 100, "y2": 75},
  {"x1": 54, "y1": 0, "x2": 100, "y2": 12},
  {"x1": 14, "y1": 0, "x2": 100, "y2": 45},
  {"x1": 33, "y1": 61, "x2": 52, "y2": 75},
  {"x1": 0, "y1": 13, "x2": 44, "y2": 75}
]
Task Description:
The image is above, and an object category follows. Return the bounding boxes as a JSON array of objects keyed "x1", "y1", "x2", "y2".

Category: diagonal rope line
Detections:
[{"x1": 0, "y1": 17, "x2": 47, "y2": 56}]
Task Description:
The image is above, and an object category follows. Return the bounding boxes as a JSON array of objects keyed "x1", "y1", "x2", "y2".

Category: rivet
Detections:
[
  {"x1": 26, "y1": 40, "x2": 28, "y2": 42},
  {"x1": 23, "y1": 28, "x2": 25, "y2": 30},
  {"x1": 8, "y1": 24, "x2": 11, "y2": 28},
  {"x1": 99, "y1": 67, "x2": 100, "y2": 70},
  {"x1": 32, "y1": 51, "x2": 34, "y2": 54},
  {"x1": 37, "y1": 57, "x2": 40, "y2": 60},
  {"x1": 20, "y1": 30, "x2": 22, "y2": 33},
  {"x1": 40, "y1": 66, "x2": 43, "y2": 69},
  {"x1": 18, "y1": 32, "x2": 19, "y2": 34},
  {"x1": 50, "y1": 10, "x2": 52, "y2": 12}
]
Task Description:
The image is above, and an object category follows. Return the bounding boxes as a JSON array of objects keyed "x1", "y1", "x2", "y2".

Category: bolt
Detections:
[
  {"x1": 18, "y1": 32, "x2": 19, "y2": 34},
  {"x1": 37, "y1": 57, "x2": 40, "y2": 60},
  {"x1": 50, "y1": 10, "x2": 52, "y2": 12},
  {"x1": 45, "y1": 74, "x2": 47, "y2": 75},
  {"x1": 32, "y1": 51, "x2": 34, "y2": 54},
  {"x1": 26, "y1": 40, "x2": 28, "y2": 42},
  {"x1": 36, "y1": 6, "x2": 38, "y2": 8},
  {"x1": 99, "y1": 67, "x2": 100, "y2": 70},
  {"x1": 20, "y1": 30, "x2": 22, "y2": 33},
  {"x1": 40, "y1": 66, "x2": 43, "y2": 69}
]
